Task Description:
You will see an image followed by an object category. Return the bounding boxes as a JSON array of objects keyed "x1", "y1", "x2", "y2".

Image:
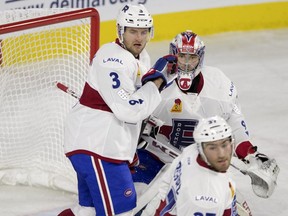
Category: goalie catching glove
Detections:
[
  {"x1": 142, "y1": 55, "x2": 178, "y2": 91},
  {"x1": 243, "y1": 147, "x2": 280, "y2": 198}
]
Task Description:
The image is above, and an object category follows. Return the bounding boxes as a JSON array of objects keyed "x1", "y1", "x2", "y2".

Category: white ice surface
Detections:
[{"x1": 0, "y1": 28, "x2": 287, "y2": 216}]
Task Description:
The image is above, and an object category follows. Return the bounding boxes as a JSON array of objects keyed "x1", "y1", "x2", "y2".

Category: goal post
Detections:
[{"x1": 0, "y1": 8, "x2": 100, "y2": 193}]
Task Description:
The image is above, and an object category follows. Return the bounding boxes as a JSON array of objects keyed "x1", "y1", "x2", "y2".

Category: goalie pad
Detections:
[{"x1": 244, "y1": 154, "x2": 280, "y2": 198}]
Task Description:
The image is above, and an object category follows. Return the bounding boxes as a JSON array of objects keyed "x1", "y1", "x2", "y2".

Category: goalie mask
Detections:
[
  {"x1": 194, "y1": 116, "x2": 234, "y2": 165},
  {"x1": 116, "y1": 4, "x2": 154, "y2": 43},
  {"x1": 169, "y1": 30, "x2": 205, "y2": 91}
]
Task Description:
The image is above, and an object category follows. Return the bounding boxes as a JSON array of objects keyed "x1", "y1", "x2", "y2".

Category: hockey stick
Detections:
[
  {"x1": 55, "y1": 81, "x2": 80, "y2": 99},
  {"x1": 141, "y1": 135, "x2": 252, "y2": 216},
  {"x1": 141, "y1": 135, "x2": 180, "y2": 159}
]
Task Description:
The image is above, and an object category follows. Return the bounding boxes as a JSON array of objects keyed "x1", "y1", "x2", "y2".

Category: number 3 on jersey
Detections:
[
  {"x1": 110, "y1": 72, "x2": 120, "y2": 88},
  {"x1": 110, "y1": 71, "x2": 144, "y2": 106}
]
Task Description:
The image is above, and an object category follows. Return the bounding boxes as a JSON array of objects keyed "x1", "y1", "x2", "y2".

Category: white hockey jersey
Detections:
[
  {"x1": 147, "y1": 145, "x2": 238, "y2": 216},
  {"x1": 64, "y1": 41, "x2": 162, "y2": 163},
  {"x1": 147, "y1": 66, "x2": 250, "y2": 163}
]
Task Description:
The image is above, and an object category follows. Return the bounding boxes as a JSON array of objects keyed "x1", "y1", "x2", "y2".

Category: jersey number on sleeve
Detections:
[
  {"x1": 110, "y1": 72, "x2": 120, "y2": 89},
  {"x1": 129, "y1": 99, "x2": 144, "y2": 105}
]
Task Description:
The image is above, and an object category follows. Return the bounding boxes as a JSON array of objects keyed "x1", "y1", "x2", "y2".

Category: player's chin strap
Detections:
[{"x1": 140, "y1": 135, "x2": 279, "y2": 199}]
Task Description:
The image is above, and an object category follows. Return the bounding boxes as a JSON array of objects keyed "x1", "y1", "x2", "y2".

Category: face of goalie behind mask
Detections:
[{"x1": 169, "y1": 30, "x2": 205, "y2": 91}]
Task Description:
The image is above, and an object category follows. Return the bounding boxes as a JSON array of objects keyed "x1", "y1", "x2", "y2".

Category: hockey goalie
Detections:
[{"x1": 131, "y1": 30, "x2": 280, "y2": 216}]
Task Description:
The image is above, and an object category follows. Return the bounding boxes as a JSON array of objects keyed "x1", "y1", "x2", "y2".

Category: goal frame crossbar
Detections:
[{"x1": 0, "y1": 7, "x2": 100, "y2": 63}]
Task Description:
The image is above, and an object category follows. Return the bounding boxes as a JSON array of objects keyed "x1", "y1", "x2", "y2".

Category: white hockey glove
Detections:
[
  {"x1": 243, "y1": 149, "x2": 280, "y2": 198},
  {"x1": 142, "y1": 115, "x2": 165, "y2": 136},
  {"x1": 142, "y1": 55, "x2": 178, "y2": 91}
]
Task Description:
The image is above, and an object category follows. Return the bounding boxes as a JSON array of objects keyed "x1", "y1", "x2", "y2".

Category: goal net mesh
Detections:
[{"x1": 0, "y1": 8, "x2": 99, "y2": 193}]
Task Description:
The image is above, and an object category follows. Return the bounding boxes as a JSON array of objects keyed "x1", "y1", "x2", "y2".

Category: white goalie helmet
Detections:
[
  {"x1": 194, "y1": 116, "x2": 233, "y2": 164},
  {"x1": 169, "y1": 30, "x2": 205, "y2": 91},
  {"x1": 116, "y1": 4, "x2": 154, "y2": 42}
]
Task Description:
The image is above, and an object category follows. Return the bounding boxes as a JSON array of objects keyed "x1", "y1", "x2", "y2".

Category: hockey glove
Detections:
[
  {"x1": 142, "y1": 55, "x2": 178, "y2": 91},
  {"x1": 243, "y1": 148, "x2": 280, "y2": 198},
  {"x1": 142, "y1": 115, "x2": 165, "y2": 136}
]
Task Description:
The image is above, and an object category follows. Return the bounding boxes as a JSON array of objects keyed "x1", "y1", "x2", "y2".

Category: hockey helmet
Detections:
[
  {"x1": 116, "y1": 4, "x2": 154, "y2": 42},
  {"x1": 169, "y1": 30, "x2": 205, "y2": 91},
  {"x1": 194, "y1": 116, "x2": 233, "y2": 164}
]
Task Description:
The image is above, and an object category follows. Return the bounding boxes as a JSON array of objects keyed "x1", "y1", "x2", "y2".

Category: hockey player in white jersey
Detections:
[
  {"x1": 142, "y1": 116, "x2": 238, "y2": 216},
  {"x1": 133, "y1": 30, "x2": 279, "y2": 214},
  {"x1": 58, "y1": 4, "x2": 178, "y2": 216}
]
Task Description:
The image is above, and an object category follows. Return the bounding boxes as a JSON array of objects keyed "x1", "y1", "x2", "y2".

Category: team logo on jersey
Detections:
[
  {"x1": 124, "y1": 188, "x2": 133, "y2": 197},
  {"x1": 170, "y1": 98, "x2": 182, "y2": 112},
  {"x1": 170, "y1": 119, "x2": 198, "y2": 148},
  {"x1": 103, "y1": 57, "x2": 123, "y2": 65}
]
